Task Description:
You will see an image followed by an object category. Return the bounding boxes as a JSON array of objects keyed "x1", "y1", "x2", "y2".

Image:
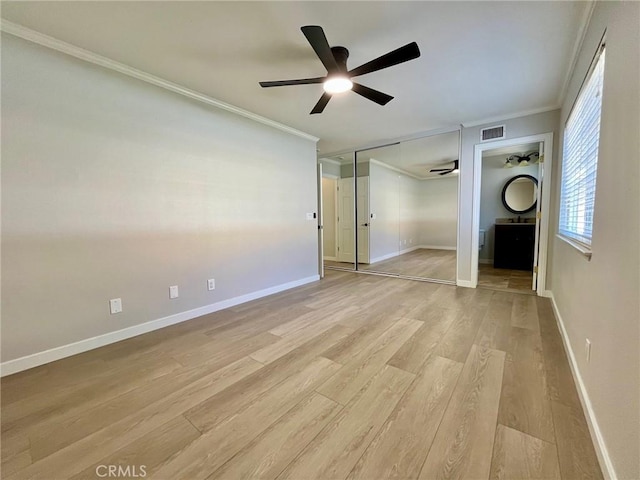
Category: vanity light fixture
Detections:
[{"x1": 504, "y1": 152, "x2": 539, "y2": 168}]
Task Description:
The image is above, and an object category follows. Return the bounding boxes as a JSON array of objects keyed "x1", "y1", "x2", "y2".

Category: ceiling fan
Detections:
[
  {"x1": 430, "y1": 160, "x2": 459, "y2": 175},
  {"x1": 259, "y1": 26, "x2": 421, "y2": 114}
]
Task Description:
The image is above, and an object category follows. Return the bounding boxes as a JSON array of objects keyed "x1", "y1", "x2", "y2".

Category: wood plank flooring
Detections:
[
  {"x1": 326, "y1": 248, "x2": 457, "y2": 282},
  {"x1": 478, "y1": 264, "x2": 534, "y2": 293},
  {"x1": 1, "y1": 271, "x2": 602, "y2": 480}
]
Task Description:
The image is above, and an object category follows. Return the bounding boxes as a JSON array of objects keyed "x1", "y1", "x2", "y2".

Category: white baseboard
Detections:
[
  {"x1": 419, "y1": 244, "x2": 457, "y2": 251},
  {"x1": 370, "y1": 251, "x2": 400, "y2": 264},
  {"x1": 323, "y1": 256, "x2": 337, "y2": 261},
  {"x1": 0, "y1": 275, "x2": 320, "y2": 377},
  {"x1": 548, "y1": 293, "x2": 616, "y2": 480},
  {"x1": 371, "y1": 245, "x2": 457, "y2": 264},
  {"x1": 456, "y1": 279, "x2": 475, "y2": 288},
  {"x1": 399, "y1": 245, "x2": 421, "y2": 255}
]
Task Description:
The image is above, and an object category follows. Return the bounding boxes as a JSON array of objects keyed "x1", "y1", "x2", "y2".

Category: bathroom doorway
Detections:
[{"x1": 471, "y1": 133, "x2": 553, "y2": 295}]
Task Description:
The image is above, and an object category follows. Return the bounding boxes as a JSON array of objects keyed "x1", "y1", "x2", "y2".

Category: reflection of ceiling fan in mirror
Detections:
[{"x1": 429, "y1": 159, "x2": 459, "y2": 175}]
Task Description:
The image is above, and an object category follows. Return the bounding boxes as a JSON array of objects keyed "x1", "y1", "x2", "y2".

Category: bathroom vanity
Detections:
[{"x1": 494, "y1": 222, "x2": 535, "y2": 270}]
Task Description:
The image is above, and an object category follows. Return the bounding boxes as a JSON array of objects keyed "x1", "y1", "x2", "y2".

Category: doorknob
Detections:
[{"x1": 361, "y1": 223, "x2": 369, "y2": 227}]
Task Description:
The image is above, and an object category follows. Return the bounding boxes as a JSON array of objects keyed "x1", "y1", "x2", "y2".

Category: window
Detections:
[{"x1": 559, "y1": 44, "x2": 606, "y2": 252}]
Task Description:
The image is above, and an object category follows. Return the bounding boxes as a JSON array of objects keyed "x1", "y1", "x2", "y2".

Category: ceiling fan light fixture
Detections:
[
  {"x1": 503, "y1": 159, "x2": 514, "y2": 168},
  {"x1": 519, "y1": 159, "x2": 529, "y2": 167},
  {"x1": 323, "y1": 76, "x2": 353, "y2": 94}
]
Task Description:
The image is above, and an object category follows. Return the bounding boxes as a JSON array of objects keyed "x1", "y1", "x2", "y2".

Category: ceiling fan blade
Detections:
[
  {"x1": 348, "y1": 42, "x2": 421, "y2": 78},
  {"x1": 301, "y1": 26, "x2": 340, "y2": 73},
  {"x1": 310, "y1": 92, "x2": 332, "y2": 114},
  {"x1": 351, "y1": 83, "x2": 394, "y2": 106},
  {"x1": 259, "y1": 77, "x2": 326, "y2": 88},
  {"x1": 430, "y1": 160, "x2": 459, "y2": 173}
]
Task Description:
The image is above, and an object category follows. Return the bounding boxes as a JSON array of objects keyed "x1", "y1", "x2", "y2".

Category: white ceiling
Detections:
[
  {"x1": 1, "y1": 1, "x2": 588, "y2": 155},
  {"x1": 356, "y1": 130, "x2": 460, "y2": 179}
]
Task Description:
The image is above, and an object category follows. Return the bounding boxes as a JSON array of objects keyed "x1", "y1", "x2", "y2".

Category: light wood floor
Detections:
[
  {"x1": 1, "y1": 271, "x2": 602, "y2": 480},
  {"x1": 326, "y1": 248, "x2": 457, "y2": 281},
  {"x1": 478, "y1": 264, "x2": 534, "y2": 293}
]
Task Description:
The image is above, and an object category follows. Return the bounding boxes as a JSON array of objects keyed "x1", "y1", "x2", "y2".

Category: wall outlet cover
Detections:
[
  {"x1": 169, "y1": 285, "x2": 179, "y2": 299},
  {"x1": 207, "y1": 279, "x2": 215, "y2": 291},
  {"x1": 109, "y1": 298, "x2": 122, "y2": 314}
]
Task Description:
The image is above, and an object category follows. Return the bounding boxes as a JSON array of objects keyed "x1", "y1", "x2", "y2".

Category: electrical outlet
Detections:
[
  {"x1": 585, "y1": 338, "x2": 591, "y2": 363},
  {"x1": 207, "y1": 279, "x2": 215, "y2": 291},
  {"x1": 109, "y1": 298, "x2": 122, "y2": 314},
  {"x1": 169, "y1": 285, "x2": 179, "y2": 299}
]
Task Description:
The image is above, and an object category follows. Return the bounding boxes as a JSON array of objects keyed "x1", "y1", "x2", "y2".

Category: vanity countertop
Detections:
[{"x1": 495, "y1": 217, "x2": 536, "y2": 225}]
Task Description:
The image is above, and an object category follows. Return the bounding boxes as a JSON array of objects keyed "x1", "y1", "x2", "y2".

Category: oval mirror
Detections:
[{"x1": 502, "y1": 174, "x2": 538, "y2": 214}]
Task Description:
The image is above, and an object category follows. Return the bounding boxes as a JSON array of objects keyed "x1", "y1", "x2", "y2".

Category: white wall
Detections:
[
  {"x1": 458, "y1": 110, "x2": 560, "y2": 284},
  {"x1": 318, "y1": 158, "x2": 341, "y2": 178},
  {"x1": 321, "y1": 177, "x2": 337, "y2": 259},
  {"x1": 418, "y1": 177, "x2": 458, "y2": 249},
  {"x1": 479, "y1": 156, "x2": 538, "y2": 261},
  {"x1": 369, "y1": 161, "x2": 458, "y2": 262},
  {"x1": 1, "y1": 35, "x2": 319, "y2": 365},
  {"x1": 549, "y1": 3, "x2": 639, "y2": 478},
  {"x1": 369, "y1": 162, "x2": 400, "y2": 262},
  {"x1": 399, "y1": 174, "x2": 421, "y2": 250}
]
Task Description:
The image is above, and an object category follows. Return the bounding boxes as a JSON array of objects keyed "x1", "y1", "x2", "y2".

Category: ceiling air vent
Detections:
[{"x1": 480, "y1": 125, "x2": 506, "y2": 142}]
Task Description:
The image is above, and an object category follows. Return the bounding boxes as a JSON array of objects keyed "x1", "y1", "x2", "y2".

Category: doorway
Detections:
[{"x1": 471, "y1": 133, "x2": 553, "y2": 295}]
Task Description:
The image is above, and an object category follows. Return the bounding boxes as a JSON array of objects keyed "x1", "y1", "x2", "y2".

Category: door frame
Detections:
[
  {"x1": 470, "y1": 132, "x2": 553, "y2": 295},
  {"x1": 320, "y1": 172, "x2": 340, "y2": 262}
]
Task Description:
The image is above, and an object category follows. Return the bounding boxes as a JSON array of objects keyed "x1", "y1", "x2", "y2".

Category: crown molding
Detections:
[
  {"x1": 557, "y1": 0, "x2": 597, "y2": 107},
  {"x1": 461, "y1": 105, "x2": 560, "y2": 129},
  {"x1": 0, "y1": 20, "x2": 319, "y2": 143}
]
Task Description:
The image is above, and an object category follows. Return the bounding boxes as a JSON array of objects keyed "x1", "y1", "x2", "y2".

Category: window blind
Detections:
[{"x1": 559, "y1": 46, "x2": 605, "y2": 247}]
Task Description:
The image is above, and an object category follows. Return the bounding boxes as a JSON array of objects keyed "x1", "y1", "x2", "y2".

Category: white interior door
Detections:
[
  {"x1": 357, "y1": 176, "x2": 370, "y2": 263},
  {"x1": 532, "y1": 141, "x2": 544, "y2": 290},
  {"x1": 317, "y1": 163, "x2": 324, "y2": 278},
  {"x1": 337, "y1": 177, "x2": 355, "y2": 263}
]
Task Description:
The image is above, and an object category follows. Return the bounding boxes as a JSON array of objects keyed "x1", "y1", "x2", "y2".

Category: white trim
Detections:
[
  {"x1": 420, "y1": 245, "x2": 457, "y2": 251},
  {"x1": 456, "y1": 279, "x2": 474, "y2": 288},
  {"x1": 470, "y1": 133, "x2": 554, "y2": 294},
  {"x1": 318, "y1": 157, "x2": 341, "y2": 166},
  {"x1": 0, "y1": 20, "x2": 318, "y2": 143},
  {"x1": 455, "y1": 125, "x2": 463, "y2": 286},
  {"x1": 462, "y1": 105, "x2": 559, "y2": 128},
  {"x1": 369, "y1": 158, "x2": 422, "y2": 180},
  {"x1": 0, "y1": 275, "x2": 319, "y2": 377},
  {"x1": 323, "y1": 256, "x2": 337, "y2": 262},
  {"x1": 369, "y1": 251, "x2": 400, "y2": 264},
  {"x1": 370, "y1": 244, "x2": 455, "y2": 265},
  {"x1": 556, "y1": 233, "x2": 593, "y2": 259},
  {"x1": 321, "y1": 172, "x2": 340, "y2": 180},
  {"x1": 549, "y1": 293, "x2": 617, "y2": 480},
  {"x1": 557, "y1": 0, "x2": 597, "y2": 106}
]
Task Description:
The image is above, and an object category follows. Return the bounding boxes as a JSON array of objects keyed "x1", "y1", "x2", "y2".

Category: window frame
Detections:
[{"x1": 557, "y1": 39, "x2": 606, "y2": 259}]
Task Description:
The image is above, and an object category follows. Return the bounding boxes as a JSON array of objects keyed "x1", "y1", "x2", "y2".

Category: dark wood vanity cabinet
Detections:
[{"x1": 494, "y1": 224, "x2": 535, "y2": 271}]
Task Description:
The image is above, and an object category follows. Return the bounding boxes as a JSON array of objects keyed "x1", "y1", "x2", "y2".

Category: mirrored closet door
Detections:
[{"x1": 354, "y1": 130, "x2": 460, "y2": 283}]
